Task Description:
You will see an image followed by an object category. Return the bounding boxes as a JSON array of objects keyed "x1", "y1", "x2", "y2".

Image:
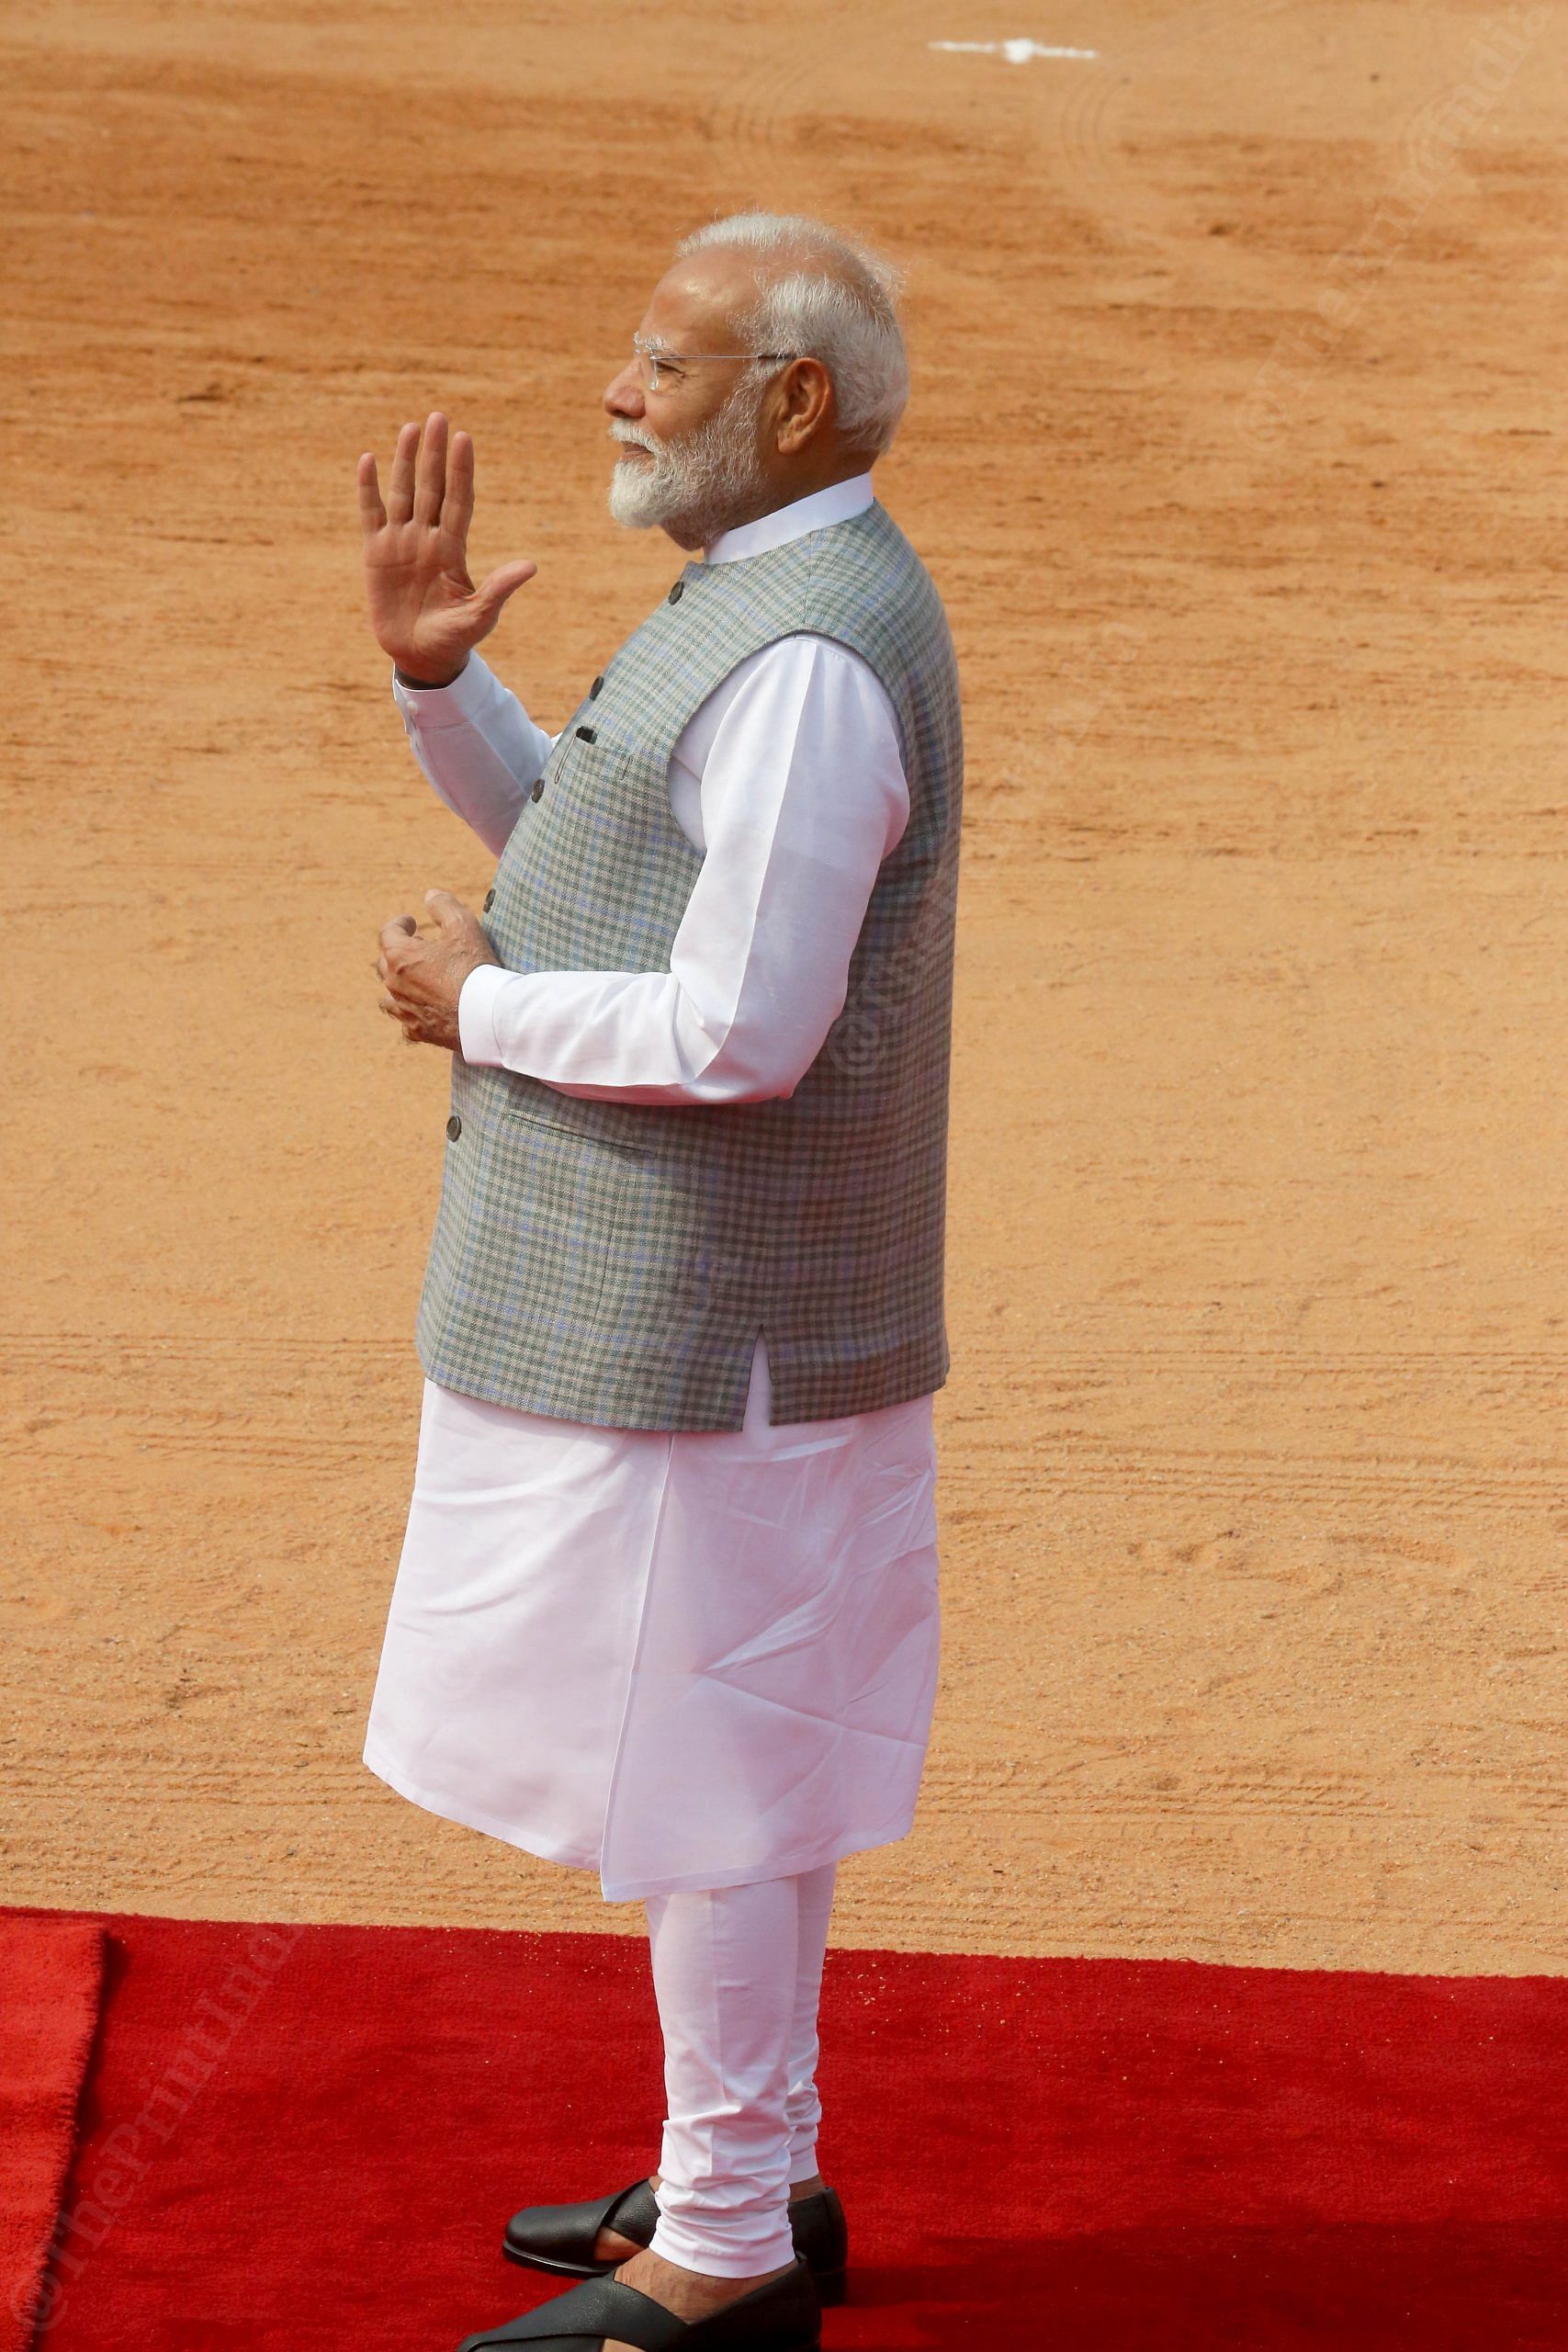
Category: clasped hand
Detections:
[{"x1": 376, "y1": 888, "x2": 500, "y2": 1052}]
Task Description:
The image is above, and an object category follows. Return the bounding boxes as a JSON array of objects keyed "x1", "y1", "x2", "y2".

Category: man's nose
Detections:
[{"x1": 603, "y1": 361, "x2": 646, "y2": 416}]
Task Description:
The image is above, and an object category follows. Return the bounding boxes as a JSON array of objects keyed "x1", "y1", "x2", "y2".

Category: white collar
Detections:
[{"x1": 703, "y1": 471, "x2": 876, "y2": 565}]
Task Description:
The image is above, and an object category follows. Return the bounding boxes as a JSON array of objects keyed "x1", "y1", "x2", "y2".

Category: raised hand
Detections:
[{"x1": 357, "y1": 412, "x2": 537, "y2": 686}]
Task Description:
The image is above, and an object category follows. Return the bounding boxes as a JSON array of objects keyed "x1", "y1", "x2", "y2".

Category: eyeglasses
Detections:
[{"x1": 630, "y1": 331, "x2": 799, "y2": 392}]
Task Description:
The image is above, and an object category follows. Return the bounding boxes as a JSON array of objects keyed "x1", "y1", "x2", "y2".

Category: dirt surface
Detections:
[{"x1": 4, "y1": 0, "x2": 1565, "y2": 1972}]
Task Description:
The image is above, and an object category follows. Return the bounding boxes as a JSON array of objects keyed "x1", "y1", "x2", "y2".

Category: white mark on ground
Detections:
[{"x1": 930, "y1": 39, "x2": 1099, "y2": 63}]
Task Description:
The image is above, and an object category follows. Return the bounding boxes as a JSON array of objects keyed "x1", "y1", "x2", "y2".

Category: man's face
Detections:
[{"x1": 602, "y1": 254, "x2": 779, "y2": 551}]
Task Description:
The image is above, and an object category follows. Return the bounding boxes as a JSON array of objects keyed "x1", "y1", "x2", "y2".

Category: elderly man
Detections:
[{"x1": 357, "y1": 209, "x2": 963, "y2": 2352}]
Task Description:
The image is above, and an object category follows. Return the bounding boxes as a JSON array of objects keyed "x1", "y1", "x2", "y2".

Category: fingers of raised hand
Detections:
[
  {"x1": 378, "y1": 915, "x2": 418, "y2": 950},
  {"x1": 440, "y1": 429, "x2": 474, "y2": 544},
  {"x1": 386, "y1": 419, "x2": 422, "y2": 526},
  {"x1": 412, "y1": 411, "x2": 449, "y2": 528},
  {"x1": 477, "y1": 558, "x2": 538, "y2": 616},
  {"x1": 357, "y1": 451, "x2": 388, "y2": 537}
]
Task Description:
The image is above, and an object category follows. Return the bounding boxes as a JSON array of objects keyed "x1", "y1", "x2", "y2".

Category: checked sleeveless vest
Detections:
[{"x1": 414, "y1": 499, "x2": 964, "y2": 1430}]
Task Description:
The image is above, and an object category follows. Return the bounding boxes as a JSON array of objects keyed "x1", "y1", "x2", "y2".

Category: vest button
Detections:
[
  {"x1": 482, "y1": 888, "x2": 495, "y2": 911},
  {"x1": 531, "y1": 777, "x2": 545, "y2": 802},
  {"x1": 590, "y1": 673, "x2": 604, "y2": 697},
  {"x1": 667, "y1": 580, "x2": 684, "y2": 605},
  {"x1": 446, "y1": 1114, "x2": 461, "y2": 1142}
]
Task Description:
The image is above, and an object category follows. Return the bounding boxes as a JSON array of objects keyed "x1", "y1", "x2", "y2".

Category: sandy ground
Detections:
[{"x1": 3, "y1": 0, "x2": 1565, "y2": 1973}]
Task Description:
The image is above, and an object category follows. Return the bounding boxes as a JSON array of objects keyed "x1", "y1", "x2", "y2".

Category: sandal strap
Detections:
[
  {"x1": 461, "y1": 2274, "x2": 686, "y2": 2349},
  {"x1": 601, "y1": 2177, "x2": 660, "y2": 2245},
  {"x1": 503, "y1": 2178, "x2": 659, "y2": 2270}
]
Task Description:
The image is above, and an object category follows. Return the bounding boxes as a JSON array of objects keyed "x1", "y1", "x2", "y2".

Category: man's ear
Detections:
[{"x1": 777, "y1": 358, "x2": 834, "y2": 453}]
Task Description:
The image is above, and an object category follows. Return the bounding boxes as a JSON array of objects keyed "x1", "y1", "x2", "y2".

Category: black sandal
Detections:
[
  {"x1": 456, "y1": 2257, "x2": 821, "y2": 2350},
  {"x1": 502, "y1": 2179, "x2": 848, "y2": 2306}
]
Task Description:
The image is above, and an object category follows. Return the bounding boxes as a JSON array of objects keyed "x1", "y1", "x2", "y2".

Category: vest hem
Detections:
[{"x1": 414, "y1": 1337, "x2": 949, "y2": 1433}]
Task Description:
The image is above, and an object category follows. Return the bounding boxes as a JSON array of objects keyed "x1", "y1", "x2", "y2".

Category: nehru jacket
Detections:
[{"x1": 414, "y1": 499, "x2": 964, "y2": 1431}]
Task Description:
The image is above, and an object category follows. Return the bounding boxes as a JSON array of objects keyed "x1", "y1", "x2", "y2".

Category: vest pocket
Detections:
[
  {"x1": 493, "y1": 1104, "x2": 652, "y2": 1163},
  {"x1": 455, "y1": 1104, "x2": 660, "y2": 1344},
  {"x1": 443, "y1": 1073, "x2": 738, "y2": 1360}
]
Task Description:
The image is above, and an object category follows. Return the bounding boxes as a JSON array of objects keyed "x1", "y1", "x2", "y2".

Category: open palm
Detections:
[{"x1": 357, "y1": 411, "x2": 536, "y2": 684}]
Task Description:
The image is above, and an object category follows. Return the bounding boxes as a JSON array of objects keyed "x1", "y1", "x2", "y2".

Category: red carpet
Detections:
[
  {"x1": 5, "y1": 1905, "x2": 1564, "y2": 2351},
  {"x1": 0, "y1": 1916, "x2": 105, "y2": 2352}
]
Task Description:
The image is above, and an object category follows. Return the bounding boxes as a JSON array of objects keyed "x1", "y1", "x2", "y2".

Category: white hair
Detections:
[{"x1": 671, "y1": 209, "x2": 910, "y2": 458}]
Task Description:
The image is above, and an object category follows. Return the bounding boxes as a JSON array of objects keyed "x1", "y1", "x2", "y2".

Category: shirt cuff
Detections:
[
  {"x1": 457, "y1": 960, "x2": 514, "y2": 1067},
  {"x1": 391, "y1": 651, "x2": 494, "y2": 730}
]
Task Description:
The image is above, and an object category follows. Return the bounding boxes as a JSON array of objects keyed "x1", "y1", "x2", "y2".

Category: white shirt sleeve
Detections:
[
  {"x1": 454, "y1": 634, "x2": 910, "y2": 1104},
  {"x1": 392, "y1": 652, "x2": 558, "y2": 860}
]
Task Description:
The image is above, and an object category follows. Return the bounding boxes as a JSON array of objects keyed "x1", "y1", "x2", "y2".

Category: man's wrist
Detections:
[{"x1": 393, "y1": 655, "x2": 470, "y2": 690}]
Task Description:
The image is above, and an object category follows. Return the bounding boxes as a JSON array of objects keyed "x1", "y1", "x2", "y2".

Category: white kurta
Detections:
[{"x1": 362, "y1": 472, "x2": 943, "y2": 1902}]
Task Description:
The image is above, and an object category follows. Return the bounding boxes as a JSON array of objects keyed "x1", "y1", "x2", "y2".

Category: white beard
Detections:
[{"x1": 607, "y1": 372, "x2": 773, "y2": 549}]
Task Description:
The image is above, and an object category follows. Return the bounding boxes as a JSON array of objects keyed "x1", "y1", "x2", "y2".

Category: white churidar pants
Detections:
[{"x1": 645, "y1": 1860, "x2": 837, "y2": 2277}]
